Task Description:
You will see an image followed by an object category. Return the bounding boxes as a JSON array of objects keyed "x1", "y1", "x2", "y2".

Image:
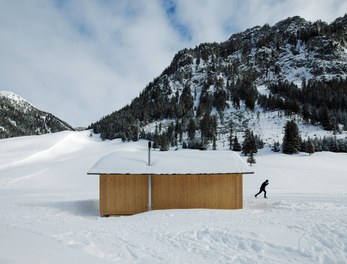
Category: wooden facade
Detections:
[
  {"x1": 99, "y1": 173, "x2": 243, "y2": 216},
  {"x1": 99, "y1": 174, "x2": 148, "y2": 216}
]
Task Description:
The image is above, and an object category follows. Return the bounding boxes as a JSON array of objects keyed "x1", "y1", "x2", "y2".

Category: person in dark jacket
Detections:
[{"x1": 255, "y1": 180, "x2": 269, "y2": 198}]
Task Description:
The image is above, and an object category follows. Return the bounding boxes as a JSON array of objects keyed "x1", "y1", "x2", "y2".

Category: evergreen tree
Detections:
[
  {"x1": 153, "y1": 125, "x2": 160, "y2": 149},
  {"x1": 212, "y1": 136, "x2": 217, "y2": 150},
  {"x1": 302, "y1": 103, "x2": 310, "y2": 122},
  {"x1": 101, "y1": 132, "x2": 106, "y2": 141},
  {"x1": 228, "y1": 121, "x2": 234, "y2": 150},
  {"x1": 174, "y1": 119, "x2": 181, "y2": 144},
  {"x1": 167, "y1": 122, "x2": 175, "y2": 146},
  {"x1": 188, "y1": 118, "x2": 196, "y2": 141},
  {"x1": 319, "y1": 106, "x2": 332, "y2": 130},
  {"x1": 306, "y1": 139, "x2": 315, "y2": 155},
  {"x1": 245, "y1": 95, "x2": 256, "y2": 111},
  {"x1": 121, "y1": 132, "x2": 127, "y2": 142},
  {"x1": 255, "y1": 135, "x2": 265, "y2": 149},
  {"x1": 178, "y1": 85, "x2": 194, "y2": 117},
  {"x1": 160, "y1": 133, "x2": 170, "y2": 151},
  {"x1": 232, "y1": 95, "x2": 240, "y2": 109},
  {"x1": 200, "y1": 113, "x2": 217, "y2": 143},
  {"x1": 232, "y1": 135, "x2": 242, "y2": 151},
  {"x1": 272, "y1": 141, "x2": 281, "y2": 152},
  {"x1": 242, "y1": 129, "x2": 257, "y2": 156},
  {"x1": 247, "y1": 151, "x2": 256, "y2": 166},
  {"x1": 282, "y1": 120, "x2": 301, "y2": 154}
]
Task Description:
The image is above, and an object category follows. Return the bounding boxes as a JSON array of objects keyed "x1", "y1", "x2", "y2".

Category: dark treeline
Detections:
[
  {"x1": 277, "y1": 120, "x2": 347, "y2": 154},
  {"x1": 301, "y1": 136, "x2": 347, "y2": 153},
  {"x1": 258, "y1": 78, "x2": 347, "y2": 130}
]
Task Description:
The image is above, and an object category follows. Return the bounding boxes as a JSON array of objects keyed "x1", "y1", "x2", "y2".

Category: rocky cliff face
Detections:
[{"x1": 0, "y1": 91, "x2": 74, "y2": 139}]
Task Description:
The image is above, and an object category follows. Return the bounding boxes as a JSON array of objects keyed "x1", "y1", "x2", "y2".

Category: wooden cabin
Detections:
[{"x1": 88, "y1": 145, "x2": 253, "y2": 216}]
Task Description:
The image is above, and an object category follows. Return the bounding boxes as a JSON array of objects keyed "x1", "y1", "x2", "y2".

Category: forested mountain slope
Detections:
[
  {"x1": 91, "y1": 15, "x2": 347, "y2": 150},
  {"x1": 0, "y1": 91, "x2": 74, "y2": 138}
]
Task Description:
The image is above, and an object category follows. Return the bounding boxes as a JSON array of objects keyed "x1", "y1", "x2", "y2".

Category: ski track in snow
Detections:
[
  {"x1": 0, "y1": 131, "x2": 347, "y2": 263},
  {"x1": 1, "y1": 192, "x2": 346, "y2": 263}
]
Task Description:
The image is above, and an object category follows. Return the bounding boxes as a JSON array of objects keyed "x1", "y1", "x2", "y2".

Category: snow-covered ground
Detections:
[{"x1": 0, "y1": 131, "x2": 346, "y2": 263}]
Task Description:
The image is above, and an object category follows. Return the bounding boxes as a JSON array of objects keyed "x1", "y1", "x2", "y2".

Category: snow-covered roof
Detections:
[{"x1": 88, "y1": 149, "x2": 254, "y2": 175}]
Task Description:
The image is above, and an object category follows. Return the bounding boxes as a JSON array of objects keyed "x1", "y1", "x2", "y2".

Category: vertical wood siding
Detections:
[
  {"x1": 99, "y1": 174, "x2": 148, "y2": 216},
  {"x1": 152, "y1": 174, "x2": 242, "y2": 210},
  {"x1": 99, "y1": 173, "x2": 242, "y2": 216}
]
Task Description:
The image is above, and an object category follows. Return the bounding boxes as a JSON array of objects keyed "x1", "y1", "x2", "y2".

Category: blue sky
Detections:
[
  {"x1": 163, "y1": 0, "x2": 193, "y2": 41},
  {"x1": 0, "y1": 0, "x2": 346, "y2": 127}
]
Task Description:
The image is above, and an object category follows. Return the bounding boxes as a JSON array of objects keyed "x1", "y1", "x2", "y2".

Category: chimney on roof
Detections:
[{"x1": 148, "y1": 141, "x2": 151, "y2": 166}]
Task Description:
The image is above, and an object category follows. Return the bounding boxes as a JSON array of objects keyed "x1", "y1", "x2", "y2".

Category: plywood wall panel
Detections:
[
  {"x1": 152, "y1": 174, "x2": 242, "y2": 210},
  {"x1": 99, "y1": 175, "x2": 148, "y2": 215}
]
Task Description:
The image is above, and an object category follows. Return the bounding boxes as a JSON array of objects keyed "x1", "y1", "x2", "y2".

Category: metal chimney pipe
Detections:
[
  {"x1": 147, "y1": 141, "x2": 152, "y2": 210},
  {"x1": 148, "y1": 141, "x2": 151, "y2": 166}
]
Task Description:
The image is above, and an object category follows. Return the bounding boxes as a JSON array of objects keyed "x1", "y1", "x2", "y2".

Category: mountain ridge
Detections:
[
  {"x1": 90, "y1": 14, "x2": 347, "y2": 150},
  {"x1": 0, "y1": 91, "x2": 74, "y2": 138}
]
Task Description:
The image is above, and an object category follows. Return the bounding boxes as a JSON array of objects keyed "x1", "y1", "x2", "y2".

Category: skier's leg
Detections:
[{"x1": 264, "y1": 190, "x2": 267, "y2": 198}]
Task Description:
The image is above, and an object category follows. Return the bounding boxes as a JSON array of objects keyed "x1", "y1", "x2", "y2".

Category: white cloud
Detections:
[
  {"x1": 0, "y1": 0, "x2": 184, "y2": 126},
  {"x1": 0, "y1": 0, "x2": 346, "y2": 127},
  {"x1": 174, "y1": 0, "x2": 347, "y2": 43}
]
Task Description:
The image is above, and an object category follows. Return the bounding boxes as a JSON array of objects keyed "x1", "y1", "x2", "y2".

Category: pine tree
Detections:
[
  {"x1": 200, "y1": 113, "x2": 217, "y2": 143},
  {"x1": 302, "y1": 103, "x2": 310, "y2": 122},
  {"x1": 101, "y1": 132, "x2": 106, "y2": 141},
  {"x1": 228, "y1": 122, "x2": 234, "y2": 150},
  {"x1": 247, "y1": 151, "x2": 256, "y2": 166},
  {"x1": 160, "y1": 133, "x2": 170, "y2": 151},
  {"x1": 282, "y1": 120, "x2": 301, "y2": 154},
  {"x1": 272, "y1": 141, "x2": 281, "y2": 152},
  {"x1": 232, "y1": 135, "x2": 241, "y2": 151},
  {"x1": 174, "y1": 119, "x2": 181, "y2": 144},
  {"x1": 242, "y1": 129, "x2": 257, "y2": 156},
  {"x1": 188, "y1": 118, "x2": 196, "y2": 141},
  {"x1": 212, "y1": 136, "x2": 217, "y2": 150},
  {"x1": 121, "y1": 132, "x2": 127, "y2": 142},
  {"x1": 182, "y1": 141, "x2": 188, "y2": 149},
  {"x1": 153, "y1": 125, "x2": 160, "y2": 149},
  {"x1": 178, "y1": 85, "x2": 194, "y2": 117},
  {"x1": 306, "y1": 139, "x2": 315, "y2": 155},
  {"x1": 319, "y1": 106, "x2": 332, "y2": 130}
]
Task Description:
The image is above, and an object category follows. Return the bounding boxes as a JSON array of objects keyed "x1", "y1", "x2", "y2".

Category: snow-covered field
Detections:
[{"x1": 0, "y1": 131, "x2": 347, "y2": 263}]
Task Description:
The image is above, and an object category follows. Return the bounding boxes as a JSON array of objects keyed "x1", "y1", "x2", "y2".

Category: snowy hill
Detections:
[
  {"x1": 0, "y1": 91, "x2": 74, "y2": 138},
  {"x1": 91, "y1": 15, "x2": 347, "y2": 150},
  {"x1": 0, "y1": 131, "x2": 346, "y2": 263}
]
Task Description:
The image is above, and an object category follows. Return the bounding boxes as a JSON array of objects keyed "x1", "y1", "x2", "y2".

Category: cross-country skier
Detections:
[{"x1": 255, "y1": 180, "x2": 269, "y2": 198}]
